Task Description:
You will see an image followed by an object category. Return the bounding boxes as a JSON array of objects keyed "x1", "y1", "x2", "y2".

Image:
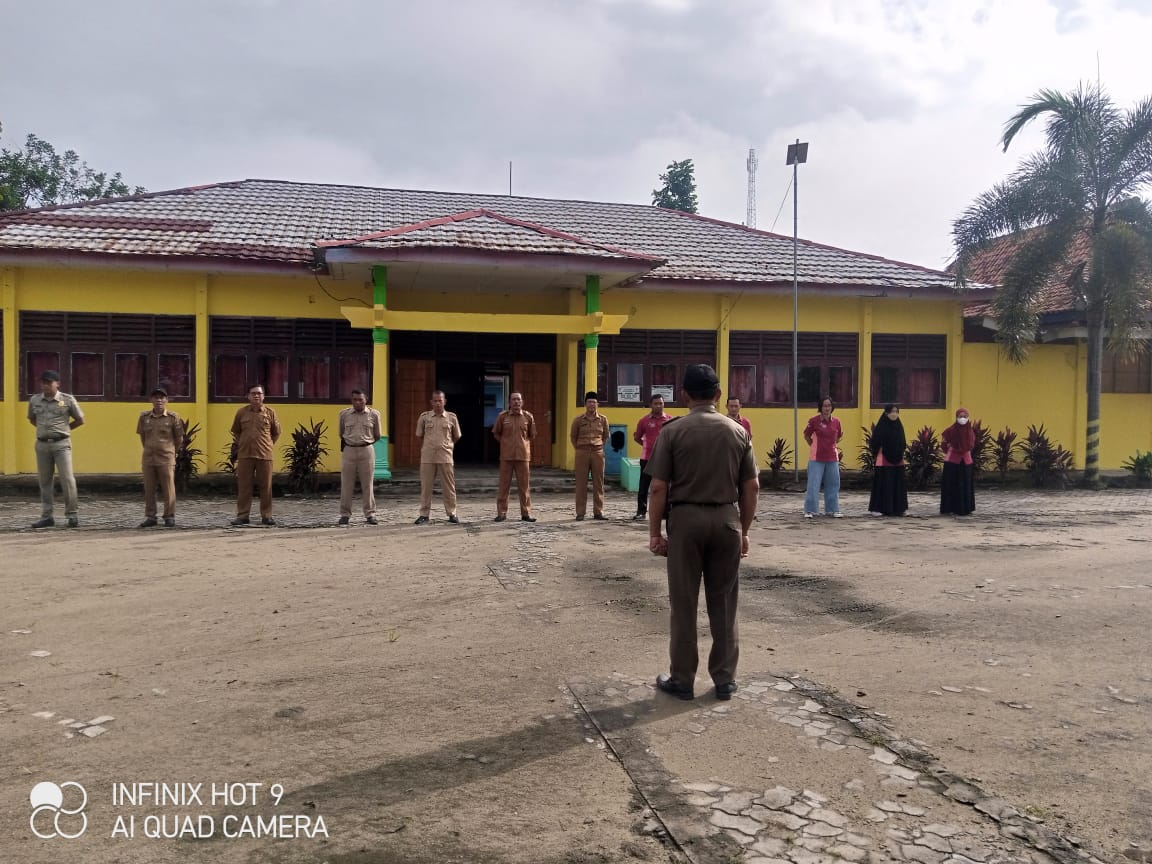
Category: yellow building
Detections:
[{"x1": 0, "y1": 179, "x2": 1148, "y2": 476}]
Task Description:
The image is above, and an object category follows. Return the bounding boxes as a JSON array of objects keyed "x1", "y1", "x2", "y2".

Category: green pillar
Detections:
[
  {"x1": 584, "y1": 275, "x2": 600, "y2": 396},
  {"x1": 371, "y1": 265, "x2": 391, "y2": 480}
]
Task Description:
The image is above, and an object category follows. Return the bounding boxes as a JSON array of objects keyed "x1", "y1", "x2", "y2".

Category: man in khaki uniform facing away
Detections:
[
  {"x1": 569, "y1": 390, "x2": 609, "y2": 520},
  {"x1": 492, "y1": 391, "x2": 536, "y2": 522},
  {"x1": 415, "y1": 390, "x2": 462, "y2": 524},
  {"x1": 646, "y1": 364, "x2": 759, "y2": 702},
  {"x1": 230, "y1": 383, "x2": 282, "y2": 527},
  {"x1": 137, "y1": 387, "x2": 184, "y2": 528},
  {"x1": 337, "y1": 388, "x2": 382, "y2": 526}
]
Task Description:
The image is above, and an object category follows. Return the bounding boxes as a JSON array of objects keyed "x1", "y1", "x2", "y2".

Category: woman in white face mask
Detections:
[{"x1": 940, "y1": 407, "x2": 976, "y2": 516}]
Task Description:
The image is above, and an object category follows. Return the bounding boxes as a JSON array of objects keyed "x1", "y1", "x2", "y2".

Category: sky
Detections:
[{"x1": 1, "y1": 0, "x2": 1150, "y2": 271}]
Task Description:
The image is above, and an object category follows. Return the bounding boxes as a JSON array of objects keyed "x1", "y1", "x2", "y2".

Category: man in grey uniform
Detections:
[
  {"x1": 27, "y1": 370, "x2": 85, "y2": 528},
  {"x1": 645, "y1": 364, "x2": 758, "y2": 701}
]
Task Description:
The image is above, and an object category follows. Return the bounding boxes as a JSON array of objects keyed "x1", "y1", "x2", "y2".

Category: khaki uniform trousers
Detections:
[
  {"x1": 573, "y1": 446, "x2": 605, "y2": 517},
  {"x1": 419, "y1": 462, "x2": 457, "y2": 517},
  {"x1": 340, "y1": 446, "x2": 376, "y2": 518},
  {"x1": 142, "y1": 462, "x2": 177, "y2": 518},
  {"x1": 236, "y1": 458, "x2": 274, "y2": 519},
  {"x1": 35, "y1": 439, "x2": 79, "y2": 519},
  {"x1": 666, "y1": 504, "x2": 742, "y2": 688},
  {"x1": 497, "y1": 460, "x2": 532, "y2": 517}
]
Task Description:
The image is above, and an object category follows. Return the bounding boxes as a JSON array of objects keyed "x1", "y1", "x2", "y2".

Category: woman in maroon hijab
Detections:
[{"x1": 940, "y1": 407, "x2": 976, "y2": 516}]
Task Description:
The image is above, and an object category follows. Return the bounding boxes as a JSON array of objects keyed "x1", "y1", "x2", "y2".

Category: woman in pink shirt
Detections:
[
  {"x1": 803, "y1": 397, "x2": 843, "y2": 518},
  {"x1": 940, "y1": 407, "x2": 976, "y2": 516}
]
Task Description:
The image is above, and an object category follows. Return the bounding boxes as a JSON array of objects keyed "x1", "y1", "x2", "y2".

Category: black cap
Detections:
[
  {"x1": 683, "y1": 364, "x2": 719, "y2": 392},
  {"x1": 40, "y1": 370, "x2": 60, "y2": 382},
  {"x1": 150, "y1": 386, "x2": 168, "y2": 397},
  {"x1": 584, "y1": 391, "x2": 599, "y2": 401}
]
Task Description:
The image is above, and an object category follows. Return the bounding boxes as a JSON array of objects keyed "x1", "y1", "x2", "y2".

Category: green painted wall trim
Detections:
[
  {"x1": 373, "y1": 435, "x2": 392, "y2": 480},
  {"x1": 372, "y1": 265, "x2": 387, "y2": 306},
  {"x1": 584, "y1": 274, "x2": 600, "y2": 314},
  {"x1": 584, "y1": 334, "x2": 600, "y2": 349},
  {"x1": 373, "y1": 328, "x2": 389, "y2": 344}
]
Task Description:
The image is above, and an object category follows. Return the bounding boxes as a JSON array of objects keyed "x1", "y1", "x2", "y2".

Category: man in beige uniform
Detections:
[
  {"x1": 337, "y1": 388, "x2": 382, "y2": 526},
  {"x1": 27, "y1": 369, "x2": 85, "y2": 528},
  {"x1": 492, "y1": 391, "x2": 536, "y2": 522},
  {"x1": 137, "y1": 387, "x2": 184, "y2": 528},
  {"x1": 646, "y1": 364, "x2": 759, "y2": 702},
  {"x1": 570, "y1": 390, "x2": 609, "y2": 520},
  {"x1": 230, "y1": 384, "x2": 282, "y2": 527},
  {"x1": 415, "y1": 390, "x2": 462, "y2": 524}
]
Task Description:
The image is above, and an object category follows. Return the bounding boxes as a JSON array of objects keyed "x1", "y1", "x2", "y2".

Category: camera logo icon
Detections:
[{"x1": 30, "y1": 781, "x2": 88, "y2": 839}]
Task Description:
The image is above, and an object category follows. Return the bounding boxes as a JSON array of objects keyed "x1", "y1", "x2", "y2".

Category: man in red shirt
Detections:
[
  {"x1": 632, "y1": 394, "x2": 674, "y2": 520},
  {"x1": 726, "y1": 398, "x2": 752, "y2": 438}
]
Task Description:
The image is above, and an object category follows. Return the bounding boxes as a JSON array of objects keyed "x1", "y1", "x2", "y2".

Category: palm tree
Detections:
[{"x1": 952, "y1": 84, "x2": 1152, "y2": 486}]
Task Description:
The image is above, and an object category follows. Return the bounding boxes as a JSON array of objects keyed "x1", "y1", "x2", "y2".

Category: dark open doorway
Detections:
[{"x1": 436, "y1": 361, "x2": 491, "y2": 464}]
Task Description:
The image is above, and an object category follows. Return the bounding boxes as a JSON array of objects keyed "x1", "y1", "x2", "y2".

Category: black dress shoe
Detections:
[
  {"x1": 521, "y1": 515, "x2": 536, "y2": 522},
  {"x1": 337, "y1": 516, "x2": 350, "y2": 526},
  {"x1": 715, "y1": 682, "x2": 738, "y2": 701},
  {"x1": 414, "y1": 516, "x2": 429, "y2": 525},
  {"x1": 138, "y1": 518, "x2": 158, "y2": 528},
  {"x1": 494, "y1": 514, "x2": 507, "y2": 522},
  {"x1": 593, "y1": 513, "x2": 607, "y2": 521},
  {"x1": 31, "y1": 517, "x2": 55, "y2": 529},
  {"x1": 163, "y1": 517, "x2": 176, "y2": 527},
  {"x1": 632, "y1": 512, "x2": 646, "y2": 521},
  {"x1": 447, "y1": 514, "x2": 459, "y2": 524},
  {"x1": 366, "y1": 516, "x2": 378, "y2": 525},
  {"x1": 656, "y1": 673, "x2": 694, "y2": 700},
  {"x1": 575, "y1": 514, "x2": 585, "y2": 521}
]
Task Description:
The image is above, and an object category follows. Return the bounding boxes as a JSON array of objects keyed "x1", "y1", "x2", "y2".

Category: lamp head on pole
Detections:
[{"x1": 785, "y1": 142, "x2": 809, "y2": 166}]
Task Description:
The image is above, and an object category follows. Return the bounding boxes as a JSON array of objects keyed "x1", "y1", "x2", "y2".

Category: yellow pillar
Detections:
[
  {"x1": 194, "y1": 275, "x2": 209, "y2": 462},
  {"x1": 717, "y1": 294, "x2": 731, "y2": 397},
  {"x1": 859, "y1": 300, "x2": 874, "y2": 427},
  {"x1": 1, "y1": 267, "x2": 17, "y2": 475},
  {"x1": 371, "y1": 266, "x2": 391, "y2": 479},
  {"x1": 1073, "y1": 341, "x2": 1088, "y2": 469}
]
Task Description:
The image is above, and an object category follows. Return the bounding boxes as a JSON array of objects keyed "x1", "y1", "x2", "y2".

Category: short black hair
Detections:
[
  {"x1": 351, "y1": 388, "x2": 366, "y2": 397},
  {"x1": 584, "y1": 391, "x2": 599, "y2": 401}
]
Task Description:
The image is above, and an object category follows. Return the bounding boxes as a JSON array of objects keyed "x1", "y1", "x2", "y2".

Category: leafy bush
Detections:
[
  {"x1": 1021, "y1": 424, "x2": 1074, "y2": 488},
  {"x1": 857, "y1": 424, "x2": 876, "y2": 478},
  {"x1": 1122, "y1": 450, "x2": 1152, "y2": 481},
  {"x1": 217, "y1": 443, "x2": 237, "y2": 474},
  {"x1": 174, "y1": 420, "x2": 203, "y2": 492},
  {"x1": 905, "y1": 426, "x2": 941, "y2": 490},
  {"x1": 993, "y1": 427, "x2": 1021, "y2": 481},
  {"x1": 765, "y1": 437, "x2": 793, "y2": 485},
  {"x1": 970, "y1": 420, "x2": 994, "y2": 478},
  {"x1": 283, "y1": 419, "x2": 329, "y2": 493}
]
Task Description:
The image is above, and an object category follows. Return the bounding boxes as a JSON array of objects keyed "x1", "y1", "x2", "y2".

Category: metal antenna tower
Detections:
[{"x1": 745, "y1": 148, "x2": 758, "y2": 228}]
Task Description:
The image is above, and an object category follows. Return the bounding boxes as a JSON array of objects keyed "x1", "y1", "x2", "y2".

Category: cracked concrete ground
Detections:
[{"x1": 0, "y1": 486, "x2": 1149, "y2": 863}]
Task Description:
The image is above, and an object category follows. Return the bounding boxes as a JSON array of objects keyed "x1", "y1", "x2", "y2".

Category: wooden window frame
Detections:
[
  {"x1": 1102, "y1": 342, "x2": 1152, "y2": 394},
  {"x1": 730, "y1": 331, "x2": 858, "y2": 408},
  {"x1": 577, "y1": 329, "x2": 716, "y2": 407},
  {"x1": 208, "y1": 316, "x2": 372, "y2": 403},
  {"x1": 19, "y1": 312, "x2": 195, "y2": 401},
  {"x1": 869, "y1": 333, "x2": 947, "y2": 408}
]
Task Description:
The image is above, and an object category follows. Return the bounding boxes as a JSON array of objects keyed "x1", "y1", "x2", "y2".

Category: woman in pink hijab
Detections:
[{"x1": 940, "y1": 407, "x2": 976, "y2": 516}]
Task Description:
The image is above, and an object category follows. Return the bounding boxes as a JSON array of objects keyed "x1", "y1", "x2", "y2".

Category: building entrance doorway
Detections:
[{"x1": 390, "y1": 332, "x2": 555, "y2": 468}]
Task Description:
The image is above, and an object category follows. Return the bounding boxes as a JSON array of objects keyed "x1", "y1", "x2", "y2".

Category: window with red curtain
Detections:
[
  {"x1": 299, "y1": 357, "x2": 331, "y2": 399},
  {"x1": 159, "y1": 354, "x2": 192, "y2": 397},
  {"x1": 214, "y1": 356, "x2": 247, "y2": 399},
  {"x1": 116, "y1": 353, "x2": 148, "y2": 399},
  {"x1": 763, "y1": 365, "x2": 791, "y2": 403},
  {"x1": 337, "y1": 356, "x2": 370, "y2": 396},
  {"x1": 828, "y1": 365, "x2": 855, "y2": 405},
  {"x1": 728, "y1": 365, "x2": 756, "y2": 403},
  {"x1": 260, "y1": 355, "x2": 289, "y2": 398},
  {"x1": 20, "y1": 313, "x2": 195, "y2": 402},
  {"x1": 577, "y1": 330, "x2": 716, "y2": 406},
  {"x1": 71, "y1": 353, "x2": 104, "y2": 396},
  {"x1": 25, "y1": 351, "x2": 60, "y2": 395},
  {"x1": 651, "y1": 363, "x2": 677, "y2": 403},
  {"x1": 907, "y1": 368, "x2": 941, "y2": 405}
]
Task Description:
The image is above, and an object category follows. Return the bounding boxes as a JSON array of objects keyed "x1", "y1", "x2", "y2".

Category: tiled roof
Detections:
[
  {"x1": 0, "y1": 179, "x2": 956, "y2": 290},
  {"x1": 957, "y1": 226, "x2": 1091, "y2": 318},
  {"x1": 317, "y1": 209, "x2": 661, "y2": 262}
]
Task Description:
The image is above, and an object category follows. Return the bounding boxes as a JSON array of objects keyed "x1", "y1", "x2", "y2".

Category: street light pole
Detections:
[{"x1": 785, "y1": 139, "x2": 808, "y2": 482}]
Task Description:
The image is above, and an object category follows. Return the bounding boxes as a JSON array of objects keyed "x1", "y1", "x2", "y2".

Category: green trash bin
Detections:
[{"x1": 620, "y1": 457, "x2": 641, "y2": 492}]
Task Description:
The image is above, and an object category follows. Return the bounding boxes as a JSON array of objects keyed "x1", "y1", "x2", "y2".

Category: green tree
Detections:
[
  {"x1": 651, "y1": 158, "x2": 698, "y2": 213},
  {"x1": 952, "y1": 84, "x2": 1152, "y2": 486},
  {"x1": 0, "y1": 122, "x2": 144, "y2": 211}
]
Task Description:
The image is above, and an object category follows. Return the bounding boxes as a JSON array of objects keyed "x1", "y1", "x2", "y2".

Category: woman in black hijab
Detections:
[{"x1": 868, "y1": 404, "x2": 908, "y2": 516}]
